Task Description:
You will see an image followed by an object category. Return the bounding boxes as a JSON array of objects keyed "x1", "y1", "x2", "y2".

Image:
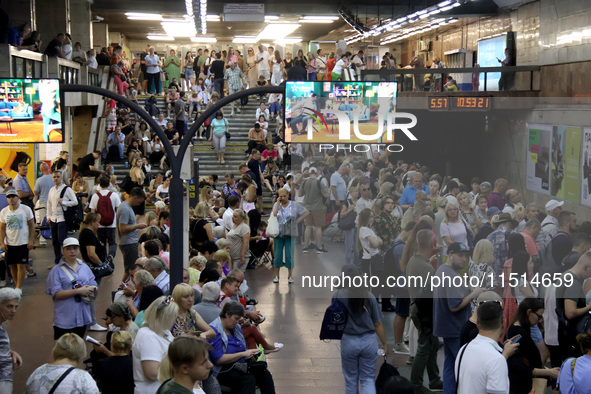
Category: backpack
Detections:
[
  {"x1": 317, "y1": 177, "x2": 329, "y2": 206},
  {"x1": 319, "y1": 291, "x2": 348, "y2": 340},
  {"x1": 95, "y1": 192, "x2": 114, "y2": 226},
  {"x1": 538, "y1": 231, "x2": 570, "y2": 275},
  {"x1": 59, "y1": 187, "x2": 83, "y2": 231}
]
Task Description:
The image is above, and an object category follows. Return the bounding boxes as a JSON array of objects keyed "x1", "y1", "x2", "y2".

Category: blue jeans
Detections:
[
  {"x1": 443, "y1": 337, "x2": 460, "y2": 394},
  {"x1": 341, "y1": 332, "x2": 378, "y2": 394},
  {"x1": 50, "y1": 221, "x2": 69, "y2": 265},
  {"x1": 273, "y1": 236, "x2": 294, "y2": 269}
]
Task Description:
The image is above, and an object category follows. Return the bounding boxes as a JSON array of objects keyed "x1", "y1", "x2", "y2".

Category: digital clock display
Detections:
[
  {"x1": 453, "y1": 97, "x2": 491, "y2": 110},
  {"x1": 428, "y1": 97, "x2": 449, "y2": 110}
]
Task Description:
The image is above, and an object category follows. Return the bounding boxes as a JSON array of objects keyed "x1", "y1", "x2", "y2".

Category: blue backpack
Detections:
[{"x1": 319, "y1": 291, "x2": 348, "y2": 340}]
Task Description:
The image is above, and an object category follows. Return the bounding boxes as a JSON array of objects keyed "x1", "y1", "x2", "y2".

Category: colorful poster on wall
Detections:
[
  {"x1": 0, "y1": 143, "x2": 35, "y2": 186},
  {"x1": 551, "y1": 126, "x2": 580, "y2": 203},
  {"x1": 526, "y1": 124, "x2": 551, "y2": 195},
  {"x1": 581, "y1": 127, "x2": 591, "y2": 207}
]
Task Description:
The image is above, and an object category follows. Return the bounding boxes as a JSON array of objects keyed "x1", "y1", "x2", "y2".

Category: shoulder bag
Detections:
[
  {"x1": 59, "y1": 262, "x2": 97, "y2": 304},
  {"x1": 280, "y1": 204, "x2": 298, "y2": 238},
  {"x1": 48, "y1": 367, "x2": 75, "y2": 394},
  {"x1": 88, "y1": 255, "x2": 115, "y2": 279},
  {"x1": 59, "y1": 186, "x2": 83, "y2": 231}
]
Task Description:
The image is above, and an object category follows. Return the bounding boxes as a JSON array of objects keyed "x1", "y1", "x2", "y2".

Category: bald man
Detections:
[{"x1": 33, "y1": 162, "x2": 54, "y2": 245}]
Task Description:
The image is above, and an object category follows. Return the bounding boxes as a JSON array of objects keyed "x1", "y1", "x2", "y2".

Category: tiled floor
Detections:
[{"x1": 7, "y1": 238, "x2": 444, "y2": 392}]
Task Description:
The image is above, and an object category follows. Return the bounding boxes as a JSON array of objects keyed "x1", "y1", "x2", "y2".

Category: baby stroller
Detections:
[{"x1": 246, "y1": 210, "x2": 272, "y2": 269}]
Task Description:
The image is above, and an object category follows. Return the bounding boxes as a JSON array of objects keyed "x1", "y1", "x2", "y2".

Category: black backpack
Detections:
[{"x1": 59, "y1": 186, "x2": 83, "y2": 231}]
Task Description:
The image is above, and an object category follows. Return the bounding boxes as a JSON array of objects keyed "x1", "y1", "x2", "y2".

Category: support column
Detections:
[{"x1": 70, "y1": 0, "x2": 92, "y2": 49}]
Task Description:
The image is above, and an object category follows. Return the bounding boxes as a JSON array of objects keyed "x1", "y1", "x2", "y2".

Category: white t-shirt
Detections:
[
  {"x1": 223, "y1": 207, "x2": 234, "y2": 232},
  {"x1": 255, "y1": 51, "x2": 270, "y2": 71},
  {"x1": 333, "y1": 59, "x2": 346, "y2": 75},
  {"x1": 455, "y1": 334, "x2": 509, "y2": 394},
  {"x1": 155, "y1": 119, "x2": 167, "y2": 129},
  {"x1": 156, "y1": 185, "x2": 169, "y2": 197},
  {"x1": 0, "y1": 205, "x2": 34, "y2": 246},
  {"x1": 359, "y1": 226, "x2": 379, "y2": 259},
  {"x1": 89, "y1": 188, "x2": 122, "y2": 229},
  {"x1": 352, "y1": 55, "x2": 365, "y2": 76},
  {"x1": 132, "y1": 327, "x2": 173, "y2": 394}
]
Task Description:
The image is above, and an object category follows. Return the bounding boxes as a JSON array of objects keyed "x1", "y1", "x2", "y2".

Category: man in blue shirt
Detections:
[
  {"x1": 433, "y1": 243, "x2": 483, "y2": 394},
  {"x1": 400, "y1": 172, "x2": 428, "y2": 210}
]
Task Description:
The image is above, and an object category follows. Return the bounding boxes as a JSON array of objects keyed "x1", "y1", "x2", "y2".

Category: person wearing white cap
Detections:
[
  {"x1": 46, "y1": 237, "x2": 98, "y2": 339},
  {"x1": 536, "y1": 199, "x2": 564, "y2": 248},
  {"x1": 0, "y1": 187, "x2": 35, "y2": 290}
]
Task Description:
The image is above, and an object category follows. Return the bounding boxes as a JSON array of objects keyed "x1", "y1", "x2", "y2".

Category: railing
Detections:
[
  {"x1": 0, "y1": 44, "x2": 46, "y2": 79},
  {"x1": 47, "y1": 56, "x2": 81, "y2": 84},
  {"x1": 360, "y1": 65, "x2": 541, "y2": 92}
]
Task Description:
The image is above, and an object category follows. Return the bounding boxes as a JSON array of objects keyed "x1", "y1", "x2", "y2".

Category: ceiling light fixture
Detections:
[
  {"x1": 264, "y1": 15, "x2": 279, "y2": 21},
  {"x1": 147, "y1": 35, "x2": 175, "y2": 41},
  {"x1": 275, "y1": 37, "x2": 302, "y2": 45},
  {"x1": 298, "y1": 19, "x2": 335, "y2": 23},
  {"x1": 256, "y1": 23, "x2": 300, "y2": 41},
  {"x1": 162, "y1": 20, "x2": 197, "y2": 37},
  {"x1": 206, "y1": 15, "x2": 220, "y2": 21},
  {"x1": 125, "y1": 12, "x2": 163, "y2": 21},
  {"x1": 232, "y1": 36, "x2": 259, "y2": 44},
  {"x1": 302, "y1": 16, "x2": 339, "y2": 20},
  {"x1": 190, "y1": 37, "x2": 217, "y2": 43}
]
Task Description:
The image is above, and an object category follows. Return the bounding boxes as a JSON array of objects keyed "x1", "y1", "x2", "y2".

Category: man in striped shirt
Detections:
[{"x1": 224, "y1": 62, "x2": 245, "y2": 116}]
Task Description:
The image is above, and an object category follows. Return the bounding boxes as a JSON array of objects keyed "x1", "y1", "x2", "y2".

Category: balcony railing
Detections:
[{"x1": 360, "y1": 65, "x2": 541, "y2": 92}]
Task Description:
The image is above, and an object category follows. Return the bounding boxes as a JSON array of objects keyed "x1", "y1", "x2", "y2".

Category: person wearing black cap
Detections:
[
  {"x1": 433, "y1": 242, "x2": 484, "y2": 394},
  {"x1": 0, "y1": 187, "x2": 34, "y2": 290}
]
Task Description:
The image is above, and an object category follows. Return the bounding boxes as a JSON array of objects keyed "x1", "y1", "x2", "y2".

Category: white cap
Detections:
[
  {"x1": 309, "y1": 167, "x2": 317, "y2": 173},
  {"x1": 62, "y1": 237, "x2": 80, "y2": 248},
  {"x1": 545, "y1": 199, "x2": 564, "y2": 212}
]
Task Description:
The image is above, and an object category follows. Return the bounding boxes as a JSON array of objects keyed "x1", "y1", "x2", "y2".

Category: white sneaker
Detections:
[
  {"x1": 237, "y1": 107, "x2": 241, "y2": 113},
  {"x1": 89, "y1": 324, "x2": 108, "y2": 332},
  {"x1": 393, "y1": 343, "x2": 410, "y2": 354},
  {"x1": 0, "y1": 281, "x2": 6, "y2": 287},
  {"x1": 288, "y1": 277, "x2": 294, "y2": 284},
  {"x1": 274, "y1": 342, "x2": 284, "y2": 349},
  {"x1": 230, "y1": 112, "x2": 235, "y2": 117},
  {"x1": 273, "y1": 276, "x2": 279, "y2": 283}
]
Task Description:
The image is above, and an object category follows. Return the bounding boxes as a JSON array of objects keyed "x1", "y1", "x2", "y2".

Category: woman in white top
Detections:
[
  {"x1": 439, "y1": 202, "x2": 468, "y2": 257},
  {"x1": 357, "y1": 208, "x2": 382, "y2": 274},
  {"x1": 132, "y1": 295, "x2": 178, "y2": 394},
  {"x1": 26, "y1": 333, "x2": 99, "y2": 393},
  {"x1": 226, "y1": 209, "x2": 251, "y2": 269},
  {"x1": 270, "y1": 50, "x2": 284, "y2": 86}
]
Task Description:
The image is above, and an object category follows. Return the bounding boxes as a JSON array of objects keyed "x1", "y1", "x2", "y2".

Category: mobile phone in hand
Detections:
[{"x1": 511, "y1": 335, "x2": 522, "y2": 344}]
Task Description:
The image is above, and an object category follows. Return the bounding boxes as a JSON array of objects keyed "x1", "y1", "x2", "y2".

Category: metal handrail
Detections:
[{"x1": 0, "y1": 45, "x2": 46, "y2": 79}]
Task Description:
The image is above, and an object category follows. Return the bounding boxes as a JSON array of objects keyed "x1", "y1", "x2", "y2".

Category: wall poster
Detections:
[{"x1": 526, "y1": 124, "x2": 552, "y2": 195}]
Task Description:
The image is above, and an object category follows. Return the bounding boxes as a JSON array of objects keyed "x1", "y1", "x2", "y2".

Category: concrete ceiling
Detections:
[{"x1": 91, "y1": 0, "x2": 498, "y2": 43}]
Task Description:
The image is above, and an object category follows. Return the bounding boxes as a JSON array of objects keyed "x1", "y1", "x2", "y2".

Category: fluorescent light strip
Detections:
[
  {"x1": 206, "y1": 15, "x2": 220, "y2": 21},
  {"x1": 302, "y1": 16, "x2": 339, "y2": 20},
  {"x1": 147, "y1": 35, "x2": 174, "y2": 41},
  {"x1": 256, "y1": 23, "x2": 300, "y2": 41},
  {"x1": 298, "y1": 19, "x2": 335, "y2": 23},
  {"x1": 233, "y1": 36, "x2": 259, "y2": 44},
  {"x1": 265, "y1": 15, "x2": 279, "y2": 21},
  {"x1": 126, "y1": 12, "x2": 163, "y2": 21},
  {"x1": 190, "y1": 37, "x2": 217, "y2": 43},
  {"x1": 162, "y1": 21, "x2": 197, "y2": 37}
]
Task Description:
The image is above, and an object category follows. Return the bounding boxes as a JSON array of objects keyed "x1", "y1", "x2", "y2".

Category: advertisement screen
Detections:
[
  {"x1": 285, "y1": 81, "x2": 398, "y2": 143},
  {"x1": 0, "y1": 78, "x2": 64, "y2": 143},
  {"x1": 477, "y1": 35, "x2": 507, "y2": 91}
]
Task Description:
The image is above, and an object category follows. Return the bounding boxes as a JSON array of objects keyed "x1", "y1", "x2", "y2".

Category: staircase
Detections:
[{"x1": 111, "y1": 96, "x2": 278, "y2": 210}]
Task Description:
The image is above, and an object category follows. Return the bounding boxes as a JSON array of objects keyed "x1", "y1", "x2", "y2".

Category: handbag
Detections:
[
  {"x1": 225, "y1": 132, "x2": 231, "y2": 140},
  {"x1": 266, "y1": 214, "x2": 279, "y2": 238},
  {"x1": 338, "y1": 209, "x2": 356, "y2": 230},
  {"x1": 89, "y1": 255, "x2": 115, "y2": 279},
  {"x1": 247, "y1": 360, "x2": 268, "y2": 374},
  {"x1": 282, "y1": 217, "x2": 298, "y2": 238},
  {"x1": 180, "y1": 72, "x2": 185, "y2": 79}
]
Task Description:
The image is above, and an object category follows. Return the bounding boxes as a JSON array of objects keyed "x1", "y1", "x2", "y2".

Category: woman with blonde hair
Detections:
[
  {"x1": 26, "y1": 333, "x2": 99, "y2": 392},
  {"x1": 427, "y1": 179, "x2": 440, "y2": 211},
  {"x1": 199, "y1": 185, "x2": 215, "y2": 206},
  {"x1": 513, "y1": 203, "x2": 527, "y2": 231},
  {"x1": 144, "y1": 211, "x2": 159, "y2": 227},
  {"x1": 439, "y1": 202, "x2": 468, "y2": 257},
  {"x1": 132, "y1": 295, "x2": 178, "y2": 394},
  {"x1": 468, "y1": 239, "x2": 495, "y2": 311},
  {"x1": 170, "y1": 283, "x2": 216, "y2": 339},
  {"x1": 213, "y1": 249, "x2": 232, "y2": 271},
  {"x1": 190, "y1": 202, "x2": 215, "y2": 251},
  {"x1": 457, "y1": 191, "x2": 481, "y2": 234},
  {"x1": 94, "y1": 330, "x2": 134, "y2": 393}
]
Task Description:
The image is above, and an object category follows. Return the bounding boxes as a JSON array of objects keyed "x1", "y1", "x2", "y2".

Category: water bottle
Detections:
[
  {"x1": 125, "y1": 161, "x2": 129, "y2": 168},
  {"x1": 377, "y1": 348, "x2": 385, "y2": 357}
]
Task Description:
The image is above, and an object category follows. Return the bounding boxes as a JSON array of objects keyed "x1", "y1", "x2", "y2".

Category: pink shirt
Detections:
[
  {"x1": 521, "y1": 230, "x2": 539, "y2": 257},
  {"x1": 262, "y1": 149, "x2": 278, "y2": 160}
]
